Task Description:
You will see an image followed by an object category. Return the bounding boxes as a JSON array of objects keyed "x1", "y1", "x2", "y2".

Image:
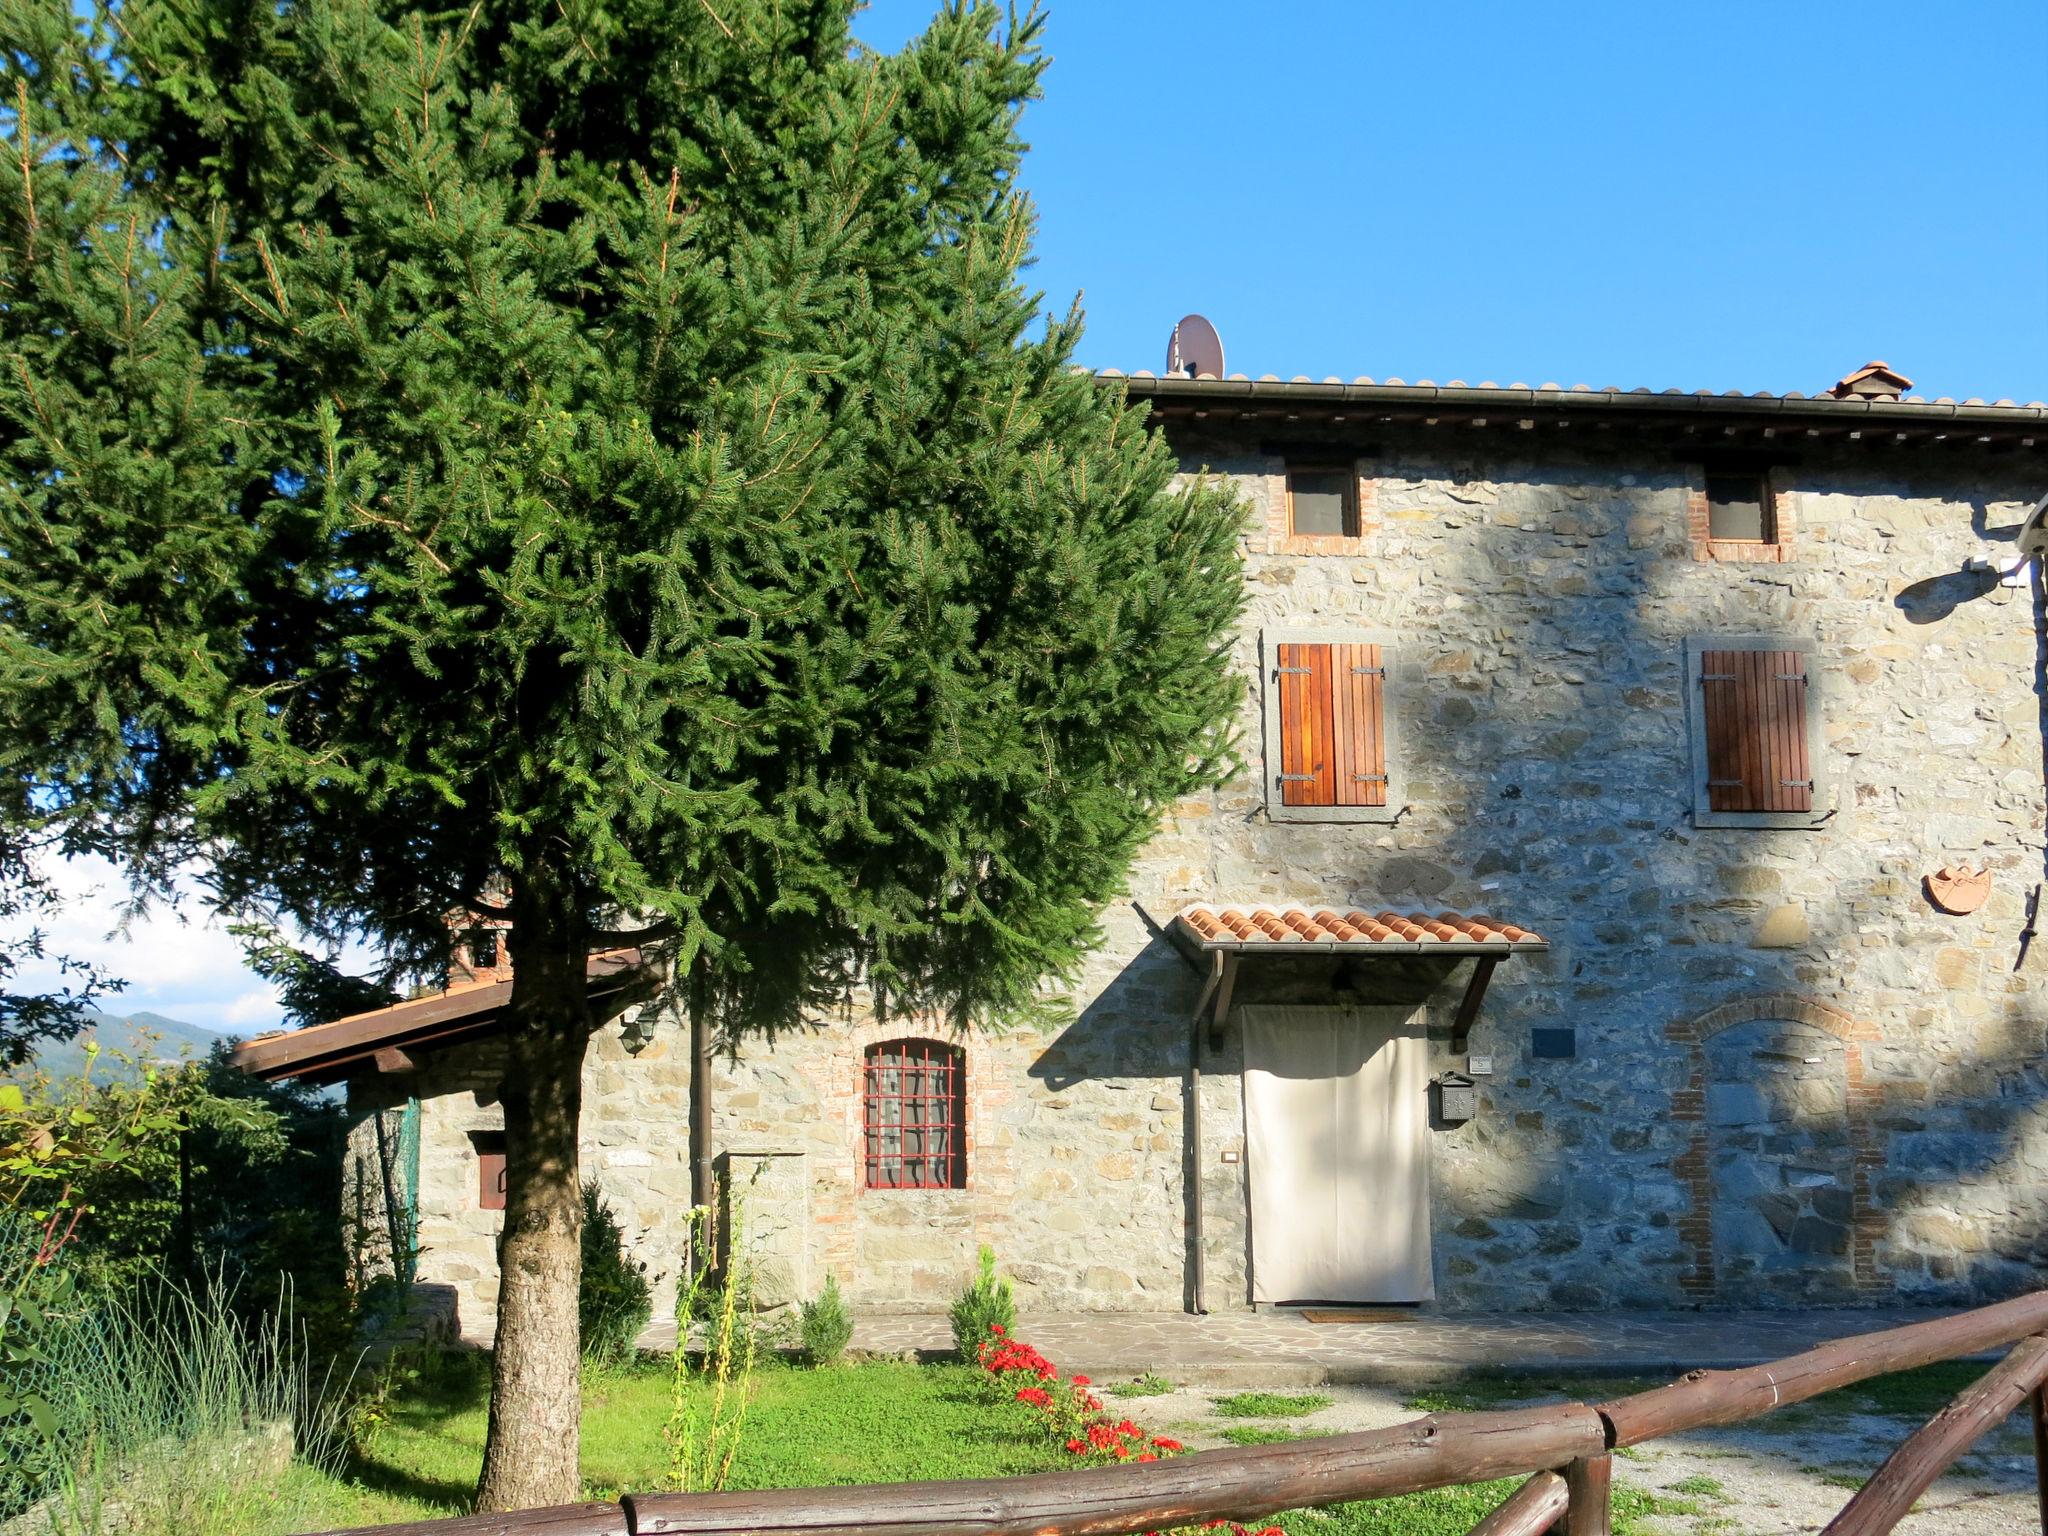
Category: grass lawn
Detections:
[
  {"x1": 299, "y1": 1353, "x2": 1072, "y2": 1527},
  {"x1": 269, "y1": 1353, "x2": 1701, "y2": 1535},
  {"x1": 1211, "y1": 1391, "x2": 1334, "y2": 1419},
  {"x1": 1279, "y1": 1481, "x2": 1695, "y2": 1536}
]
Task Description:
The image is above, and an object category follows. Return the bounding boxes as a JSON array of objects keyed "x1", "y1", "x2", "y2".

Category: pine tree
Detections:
[{"x1": 1, "y1": 0, "x2": 1245, "y2": 1507}]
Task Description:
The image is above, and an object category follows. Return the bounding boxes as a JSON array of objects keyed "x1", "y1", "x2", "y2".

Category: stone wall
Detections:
[{"x1": 349, "y1": 430, "x2": 2048, "y2": 1332}]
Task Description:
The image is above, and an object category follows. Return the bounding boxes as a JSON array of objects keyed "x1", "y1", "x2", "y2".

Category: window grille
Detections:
[{"x1": 862, "y1": 1039, "x2": 965, "y2": 1190}]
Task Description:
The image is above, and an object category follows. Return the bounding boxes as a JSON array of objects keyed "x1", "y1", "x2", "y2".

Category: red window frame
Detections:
[{"x1": 861, "y1": 1039, "x2": 966, "y2": 1190}]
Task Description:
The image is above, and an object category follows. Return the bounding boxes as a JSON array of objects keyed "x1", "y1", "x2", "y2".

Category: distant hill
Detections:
[{"x1": 15, "y1": 1007, "x2": 234, "y2": 1083}]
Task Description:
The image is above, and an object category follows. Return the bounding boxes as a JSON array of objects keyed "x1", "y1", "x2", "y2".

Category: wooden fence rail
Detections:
[{"x1": 314, "y1": 1291, "x2": 2048, "y2": 1536}]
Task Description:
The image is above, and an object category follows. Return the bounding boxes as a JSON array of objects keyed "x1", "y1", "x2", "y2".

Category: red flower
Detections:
[
  {"x1": 1065, "y1": 1438, "x2": 1087, "y2": 1454},
  {"x1": 1015, "y1": 1387, "x2": 1052, "y2": 1408},
  {"x1": 1136, "y1": 1451, "x2": 1158, "y2": 1463},
  {"x1": 989, "y1": 1324, "x2": 1005, "y2": 1336},
  {"x1": 1151, "y1": 1436, "x2": 1182, "y2": 1452},
  {"x1": 1071, "y1": 1374, "x2": 1091, "y2": 1386}
]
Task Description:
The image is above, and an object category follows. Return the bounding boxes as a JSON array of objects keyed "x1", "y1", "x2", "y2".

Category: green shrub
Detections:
[
  {"x1": 579, "y1": 1185, "x2": 652, "y2": 1369},
  {"x1": 799, "y1": 1274, "x2": 854, "y2": 1368},
  {"x1": 948, "y1": 1244, "x2": 1015, "y2": 1364}
]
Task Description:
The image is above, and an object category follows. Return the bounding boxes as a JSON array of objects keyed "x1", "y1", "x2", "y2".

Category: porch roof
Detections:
[
  {"x1": 1174, "y1": 906, "x2": 1547, "y2": 956},
  {"x1": 1164, "y1": 906, "x2": 1546, "y2": 1053},
  {"x1": 229, "y1": 948, "x2": 646, "y2": 1084}
]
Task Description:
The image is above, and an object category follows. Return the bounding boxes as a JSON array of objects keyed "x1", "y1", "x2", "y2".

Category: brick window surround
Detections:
[
  {"x1": 1261, "y1": 462, "x2": 1379, "y2": 554},
  {"x1": 861, "y1": 1038, "x2": 966, "y2": 1190},
  {"x1": 1687, "y1": 465, "x2": 1797, "y2": 563},
  {"x1": 1666, "y1": 994, "x2": 1884, "y2": 1297}
]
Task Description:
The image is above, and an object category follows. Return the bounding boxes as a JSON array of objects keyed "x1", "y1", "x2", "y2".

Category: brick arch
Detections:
[{"x1": 1667, "y1": 993, "x2": 1885, "y2": 1298}]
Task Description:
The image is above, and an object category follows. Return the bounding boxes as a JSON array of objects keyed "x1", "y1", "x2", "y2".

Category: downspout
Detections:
[
  {"x1": 688, "y1": 958, "x2": 713, "y2": 1220},
  {"x1": 2030, "y1": 551, "x2": 2048, "y2": 973},
  {"x1": 1188, "y1": 1006, "x2": 1206, "y2": 1315},
  {"x1": 1185, "y1": 950, "x2": 1229, "y2": 1316}
]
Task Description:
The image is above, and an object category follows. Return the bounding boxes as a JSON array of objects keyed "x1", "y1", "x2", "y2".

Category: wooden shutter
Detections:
[
  {"x1": 1700, "y1": 649, "x2": 1812, "y2": 813},
  {"x1": 475, "y1": 1134, "x2": 508, "y2": 1211},
  {"x1": 1276, "y1": 641, "x2": 1387, "y2": 807}
]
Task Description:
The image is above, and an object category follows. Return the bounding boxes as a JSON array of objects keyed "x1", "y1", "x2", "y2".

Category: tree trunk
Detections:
[{"x1": 475, "y1": 872, "x2": 593, "y2": 1513}]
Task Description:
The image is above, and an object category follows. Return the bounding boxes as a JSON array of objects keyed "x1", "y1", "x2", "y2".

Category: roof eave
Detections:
[
  {"x1": 1115, "y1": 374, "x2": 2048, "y2": 436},
  {"x1": 230, "y1": 950, "x2": 649, "y2": 1082}
]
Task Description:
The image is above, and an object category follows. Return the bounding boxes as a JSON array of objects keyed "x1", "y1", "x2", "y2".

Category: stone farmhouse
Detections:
[{"x1": 236, "y1": 356, "x2": 2048, "y2": 1335}]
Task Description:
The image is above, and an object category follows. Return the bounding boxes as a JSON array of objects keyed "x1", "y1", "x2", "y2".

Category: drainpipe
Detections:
[
  {"x1": 688, "y1": 959, "x2": 714, "y2": 1238},
  {"x1": 1185, "y1": 949, "x2": 1232, "y2": 1316},
  {"x1": 1188, "y1": 1006, "x2": 1206, "y2": 1315}
]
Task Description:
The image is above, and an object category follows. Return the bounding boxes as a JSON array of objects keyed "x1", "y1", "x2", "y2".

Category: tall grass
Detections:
[{"x1": 3, "y1": 1262, "x2": 347, "y2": 1536}]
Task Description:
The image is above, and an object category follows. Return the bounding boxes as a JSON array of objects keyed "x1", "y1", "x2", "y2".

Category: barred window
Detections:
[{"x1": 862, "y1": 1039, "x2": 965, "y2": 1190}]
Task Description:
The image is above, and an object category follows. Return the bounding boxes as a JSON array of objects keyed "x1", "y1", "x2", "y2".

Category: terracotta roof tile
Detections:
[{"x1": 1176, "y1": 906, "x2": 1545, "y2": 951}]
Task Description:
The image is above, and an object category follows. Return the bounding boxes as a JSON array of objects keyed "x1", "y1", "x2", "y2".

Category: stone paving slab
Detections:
[{"x1": 811, "y1": 1307, "x2": 1997, "y2": 1388}]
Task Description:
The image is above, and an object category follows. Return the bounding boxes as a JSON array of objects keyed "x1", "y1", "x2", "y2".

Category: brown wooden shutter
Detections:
[
  {"x1": 1332, "y1": 642, "x2": 1388, "y2": 806},
  {"x1": 1276, "y1": 642, "x2": 1331, "y2": 805},
  {"x1": 473, "y1": 1130, "x2": 508, "y2": 1210},
  {"x1": 1277, "y1": 641, "x2": 1387, "y2": 807},
  {"x1": 1701, "y1": 649, "x2": 1811, "y2": 813},
  {"x1": 478, "y1": 1149, "x2": 507, "y2": 1210}
]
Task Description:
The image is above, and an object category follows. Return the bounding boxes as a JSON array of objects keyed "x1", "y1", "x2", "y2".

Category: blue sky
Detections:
[
  {"x1": 15, "y1": 3, "x2": 2046, "y2": 1039},
  {"x1": 859, "y1": 0, "x2": 2048, "y2": 402}
]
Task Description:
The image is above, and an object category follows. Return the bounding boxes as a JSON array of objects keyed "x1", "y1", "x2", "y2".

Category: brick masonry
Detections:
[
  {"x1": 1685, "y1": 466, "x2": 1799, "y2": 564},
  {"x1": 344, "y1": 427, "x2": 2048, "y2": 1335}
]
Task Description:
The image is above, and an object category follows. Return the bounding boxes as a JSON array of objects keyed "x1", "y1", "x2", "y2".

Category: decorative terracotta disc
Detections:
[{"x1": 1926, "y1": 864, "x2": 1992, "y2": 915}]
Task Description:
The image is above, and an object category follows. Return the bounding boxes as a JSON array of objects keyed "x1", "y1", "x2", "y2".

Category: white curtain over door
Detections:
[{"x1": 1242, "y1": 1004, "x2": 1434, "y2": 1304}]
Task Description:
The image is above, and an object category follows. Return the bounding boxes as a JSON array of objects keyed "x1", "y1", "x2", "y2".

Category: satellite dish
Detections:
[
  {"x1": 1166, "y1": 314, "x2": 1224, "y2": 379},
  {"x1": 2019, "y1": 493, "x2": 2048, "y2": 563}
]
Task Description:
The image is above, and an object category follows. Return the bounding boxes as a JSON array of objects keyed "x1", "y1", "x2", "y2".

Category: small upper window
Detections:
[
  {"x1": 1286, "y1": 467, "x2": 1357, "y2": 537},
  {"x1": 1706, "y1": 472, "x2": 1773, "y2": 543}
]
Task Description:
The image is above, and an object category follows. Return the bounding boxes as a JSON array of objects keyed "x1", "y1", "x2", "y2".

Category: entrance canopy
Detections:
[
  {"x1": 1176, "y1": 906, "x2": 1544, "y2": 954},
  {"x1": 1165, "y1": 905, "x2": 1548, "y2": 1051}
]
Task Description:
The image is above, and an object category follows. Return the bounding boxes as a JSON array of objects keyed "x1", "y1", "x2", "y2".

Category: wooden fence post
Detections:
[
  {"x1": 1822, "y1": 1334, "x2": 2048, "y2": 1536},
  {"x1": 1562, "y1": 1454, "x2": 1611, "y2": 1536}
]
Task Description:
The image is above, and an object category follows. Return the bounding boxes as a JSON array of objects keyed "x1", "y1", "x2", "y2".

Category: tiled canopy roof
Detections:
[{"x1": 1176, "y1": 906, "x2": 1545, "y2": 953}]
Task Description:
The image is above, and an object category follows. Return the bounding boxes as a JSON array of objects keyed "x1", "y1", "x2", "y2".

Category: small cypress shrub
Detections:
[
  {"x1": 579, "y1": 1185, "x2": 652, "y2": 1369},
  {"x1": 799, "y1": 1274, "x2": 854, "y2": 1368},
  {"x1": 949, "y1": 1244, "x2": 1015, "y2": 1364}
]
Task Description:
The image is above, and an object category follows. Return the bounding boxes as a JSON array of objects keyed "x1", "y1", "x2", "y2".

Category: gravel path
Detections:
[{"x1": 1102, "y1": 1376, "x2": 2040, "y2": 1535}]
